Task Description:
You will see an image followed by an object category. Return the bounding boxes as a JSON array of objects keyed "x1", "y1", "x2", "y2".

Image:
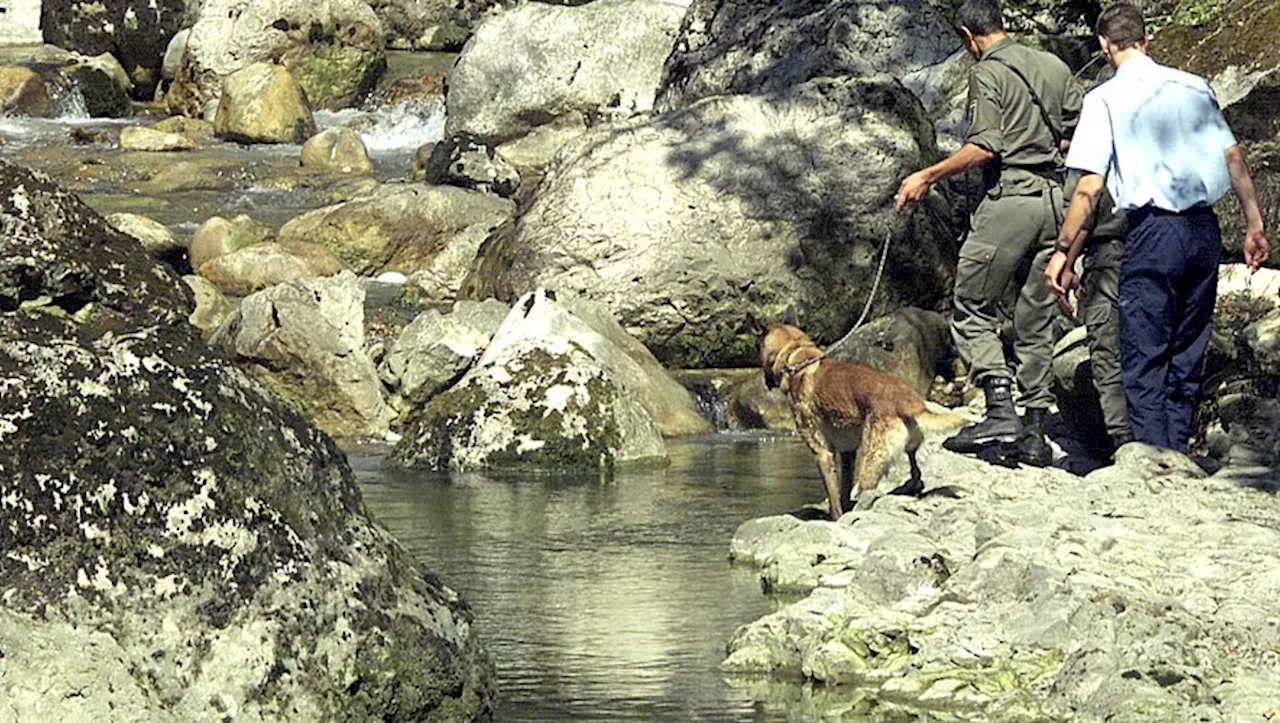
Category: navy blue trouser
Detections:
[{"x1": 1118, "y1": 206, "x2": 1220, "y2": 451}]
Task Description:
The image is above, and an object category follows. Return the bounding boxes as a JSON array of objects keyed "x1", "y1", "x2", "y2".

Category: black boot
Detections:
[
  {"x1": 1017, "y1": 407, "x2": 1053, "y2": 467},
  {"x1": 944, "y1": 376, "x2": 1021, "y2": 453}
]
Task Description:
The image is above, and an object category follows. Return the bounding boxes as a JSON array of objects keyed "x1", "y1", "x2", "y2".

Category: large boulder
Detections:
[
  {"x1": 168, "y1": 0, "x2": 385, "y2": 117},
  {"x1": 213, "y1": 62, "x2": 317, "y2": 145},
  {"x1": 210, "y1": 271, "x2": 394, "y2": 438},
  {"x1": 38, "y1": 0, "x2": 186, "y2": 98},
  {"x1": 656, "y1": 0, "x2": 958, "y2": 112},
  {"x1": 277, "y1": 183, "x2": 515, "y2": 299},
  {"x1": 462, "y1": 77, "x2": 958, "y2": 367},
  {"x1": 445, "y1": 0, "x2": 687, "y2": 143},
  {"x1": 0, "y1": 160, "x2": 493, "y2": 720},
  {"x1": 825, "y1": 307, "x2": 953, "y2": 396},
  {"x1": 389, "y1": 290, "x2": 668, "y2": 472}
]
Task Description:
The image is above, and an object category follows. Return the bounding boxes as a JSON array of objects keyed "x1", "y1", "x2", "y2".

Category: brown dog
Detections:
[{"x1": 749, "y1": 314, "x2": 970, "y2": 520}]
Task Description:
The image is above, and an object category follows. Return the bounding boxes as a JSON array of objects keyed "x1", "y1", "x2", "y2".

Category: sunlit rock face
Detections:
[
  {"x1": 0, "y1": 160, "x2": 494, "y2": 721},
  {"x1": 462, "y1": 78, "x2": 958, "y2": 368},
  {"x1": 389, "y1": 290, "x2": 668, "y2": 473}
]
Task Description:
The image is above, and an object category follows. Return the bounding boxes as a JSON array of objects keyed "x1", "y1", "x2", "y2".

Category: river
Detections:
[{"x1": 354, "y1": 434, "x2": 821, "y2": 722}]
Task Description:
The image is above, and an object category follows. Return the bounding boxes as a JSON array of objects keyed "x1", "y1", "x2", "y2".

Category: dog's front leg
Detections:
[{"x1": 812, "y1": 447, "x2": 844, "y2": 520}]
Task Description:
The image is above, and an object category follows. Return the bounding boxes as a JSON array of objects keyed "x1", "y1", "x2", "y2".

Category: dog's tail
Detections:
[{"x1": 915, "y1": 403, "x2": 975, "y2": 435}]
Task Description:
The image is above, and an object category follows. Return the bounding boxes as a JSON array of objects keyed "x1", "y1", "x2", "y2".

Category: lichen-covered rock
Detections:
[
  {"x1": 38, "y1": 0, "x2": 186, "y2": 98},
  {"x1": 461, "y1": 77, "x2": 957, "y2": 367},
  {"x1": 0, "y1": 160, "x2": 493, "y2": 720},
  {"x1": 445, "y1": 0, "x2": 687, "y2": 143},
  {"x1": 389, "y1": 290, "x2": 667, "y2": 472},
  {"x1": 211, "y1": 271, "x2": 394, "y2": 438}
]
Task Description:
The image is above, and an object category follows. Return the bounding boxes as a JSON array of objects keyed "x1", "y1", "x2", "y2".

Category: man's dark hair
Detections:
[
  {"x1": 954, "y1": 0, "x2": 1005, "y2": 36},
  {"x1": 1096, "y1": 3, "x2": 1146, "y2": 49}
]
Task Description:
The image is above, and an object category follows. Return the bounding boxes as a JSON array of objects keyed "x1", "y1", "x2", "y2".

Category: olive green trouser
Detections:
[
  {"x1": 1080, "y1": 238, "x2": 1130, "y2": 443},
  {"x1": 951, "y1": 190, "x2": 1062, "y2": 410}
]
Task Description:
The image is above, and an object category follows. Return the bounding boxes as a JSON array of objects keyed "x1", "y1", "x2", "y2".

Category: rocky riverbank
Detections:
[{"x1": 722, "y1": 440, "x2": 1280, "y2": 721}]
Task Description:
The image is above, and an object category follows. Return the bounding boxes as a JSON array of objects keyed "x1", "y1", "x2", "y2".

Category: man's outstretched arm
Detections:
[
  {"x1": 895, "y1": 143, "x2": 996, "y2": 211},
  {"x1": 1225, "y1": 144, "x2": 1270, "y2": 271}
]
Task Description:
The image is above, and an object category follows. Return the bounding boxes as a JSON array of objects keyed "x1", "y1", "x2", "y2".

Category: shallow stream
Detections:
[{"x1": 355, "y1": 435, "x2": 821, "y2": 722}]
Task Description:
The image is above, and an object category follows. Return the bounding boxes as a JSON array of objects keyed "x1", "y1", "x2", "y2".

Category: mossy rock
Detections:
[
  {"x1": 390, "y1": 343, "x2": 665, "y2": 473},
  {"x1": 287, "y1": 42, "x2": 387, "y2": 111}
]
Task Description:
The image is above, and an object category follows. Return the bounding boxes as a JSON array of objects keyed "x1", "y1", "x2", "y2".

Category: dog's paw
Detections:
[
  {"x1": 852, "y1": 489, "x2": 885, "y2": 512},
  {"x1": 889, "y1": 478, "x2": 925, "y2": 497}
]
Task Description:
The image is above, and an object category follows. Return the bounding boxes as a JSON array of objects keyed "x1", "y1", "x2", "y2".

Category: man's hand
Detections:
[
  {"x1": 1044, "y1": 250, "x2": 1079, "y2": 317},
  {"x1": 895, "y1": 170, "x2": 933, "y2": 211},
  {"x1": 1244, "y1": 227, "x2": 1270, "y2": 272}
]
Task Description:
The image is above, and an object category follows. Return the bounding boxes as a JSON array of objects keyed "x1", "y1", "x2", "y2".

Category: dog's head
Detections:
[{"x1": 746, "y1": 308, "x2": 819, "y2": 391}]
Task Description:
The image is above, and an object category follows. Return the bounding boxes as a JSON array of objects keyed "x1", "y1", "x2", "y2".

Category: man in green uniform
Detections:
[
  {"x1": 1053, "y1": 170, "x2": 1133, "y2": 454},
  {"x1": 896, "y1": 0, "x2": 1081, "y2": 466}
]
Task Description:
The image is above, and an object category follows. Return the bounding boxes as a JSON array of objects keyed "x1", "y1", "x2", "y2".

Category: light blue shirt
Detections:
[{"x1": 1065, "y1": 54, "x2": 1237, "y2": 212}]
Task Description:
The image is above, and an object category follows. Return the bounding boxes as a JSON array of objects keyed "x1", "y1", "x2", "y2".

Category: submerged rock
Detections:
[{"x1": 0, "y1": 160, "x2": 493, "y2": 720}]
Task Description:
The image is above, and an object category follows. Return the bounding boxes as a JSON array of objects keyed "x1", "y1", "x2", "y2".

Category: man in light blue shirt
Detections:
[{"x1": 1046, "y1": 2, "x2": 1269, "y2": 451}]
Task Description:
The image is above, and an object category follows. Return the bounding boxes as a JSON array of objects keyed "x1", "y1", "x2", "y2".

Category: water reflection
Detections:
[{"x1": 353, "y1": 434, "x2": 822, "y2": 722}]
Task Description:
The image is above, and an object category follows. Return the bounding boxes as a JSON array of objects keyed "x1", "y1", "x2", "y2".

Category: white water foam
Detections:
[{"x1": 314, "y1": 97, "x2": 446, "y2": 157}]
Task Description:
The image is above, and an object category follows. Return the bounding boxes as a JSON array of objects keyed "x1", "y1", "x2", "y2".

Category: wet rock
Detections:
[
  {"x1": 379, "y1": 298, "x2": 510, "y2": 415},
  {"x1": 198, "y1": 240, "x2": 345, "y2": 296},
  {"x1": 67, "y1": 62, "x2": 133, "y2": 118},
  {"x1": 0, "y1": 159, "x2": 493, "y2": 720},
  {"x1": 169, "y1": 0, "x2": 385, "y2": 116},
  {"x1": 211, "y1": 270, "x2": 394, "y2": 438},
  {"x1": 462, "y1": 77, "x2": 957, "y2": 367},
  {"x1": 213, "y1": 62, "x2": 317, "y2": 145},
  {"x1": 277, "y1": 183, "x2": 515, "y2": 288},
  {"x1": 389, "y1": 289, "x2": 668, "y2": 472},
  {"x1": 301, "y1": 126, "x2": 374, "y2": 174},
  {"x1": 183, "y1": 274, "x2": 236, "y2": 337},
  {"x1": 189, "y1": 214, "x2": 276, "y2": 271},
  {"x1": 425, "y1": 133, "x2": 520, "y2": 198},
  {"x1": 119, "y1": 125, "x2": 196, "y2": 151},
  {"x1": 0, "y1": 66, "x2": 51, "y2": 117},
  {"x1": 151, "y1": 115, "x2": 216, "y2": 145},
  {"x1": 445, "y1": 0, "x2": 686, "y2": 143}
]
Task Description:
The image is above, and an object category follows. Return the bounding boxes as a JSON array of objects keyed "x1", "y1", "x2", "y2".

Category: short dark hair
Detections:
[
  {"x1": 1096, "y1": 3, "x2": 1146, "y2": 49},
  {"x1": 954, "y1": 0, "x2": 1005, "y2": 36}
]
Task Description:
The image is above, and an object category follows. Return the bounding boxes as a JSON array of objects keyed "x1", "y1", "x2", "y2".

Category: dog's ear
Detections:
[
  {"x1": 781, "y1": 305, "x2": 799, "y2": 327},
  {"x1": 745, "y1": 312, "x2": 766, "y2": 338}
]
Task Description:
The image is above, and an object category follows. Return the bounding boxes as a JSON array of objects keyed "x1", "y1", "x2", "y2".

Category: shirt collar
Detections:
[
  {"x1": 979, "y1": 37, "x2": 1014, "y2": 61},
  {"x1": 1114, "y1": 53, "x2": 1157, "y2": 78}
]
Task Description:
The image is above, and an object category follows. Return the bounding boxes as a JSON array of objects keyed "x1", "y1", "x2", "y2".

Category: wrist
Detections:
[{"x1": 1054, "y1": 241, "x2": 1073, "y2": 254}]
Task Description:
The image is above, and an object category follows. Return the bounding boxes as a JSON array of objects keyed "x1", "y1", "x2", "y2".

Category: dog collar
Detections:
[{"x1": 783, "y1": 354, "x2": 824, "y2": 376}]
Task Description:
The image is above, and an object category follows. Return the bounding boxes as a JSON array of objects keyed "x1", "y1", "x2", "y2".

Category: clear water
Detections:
[{"x1": 353, "y1": 434, "x2": 822, "y2": 722}]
